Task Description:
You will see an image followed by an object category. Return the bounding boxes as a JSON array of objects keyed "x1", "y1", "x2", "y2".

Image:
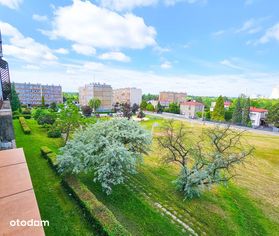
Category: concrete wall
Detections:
[{"x1": 0, "y1": 101, "x2": 15, "y2": 150}]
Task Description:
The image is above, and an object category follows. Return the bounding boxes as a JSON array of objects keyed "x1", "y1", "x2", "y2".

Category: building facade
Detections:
[
  {"x1": 270, "y1": 86, "x2": 279, "y2": 99},
  {"x1": 180, "y1": 101, "x2": 204, "y2": 118},
  {"x1": 14, "y1": 83, "x2": 63, "y2": 106},
  {"x1": 113, "y1": 87, "x2": 142, "y2": 105},
  {"x1": 159, "y1": 91, "x2": 187, "y2": 107},
  {"x1": 249, "y1": 107, "x2": 268, "y2": 127},
  {"x1": 79, "y1": 83, "x2": 113, "y2": 111}
]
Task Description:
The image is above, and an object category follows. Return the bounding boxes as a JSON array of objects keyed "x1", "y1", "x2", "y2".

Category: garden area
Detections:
[{"x1": 14, "y1": 113, "x2": 279, "y2": 236}]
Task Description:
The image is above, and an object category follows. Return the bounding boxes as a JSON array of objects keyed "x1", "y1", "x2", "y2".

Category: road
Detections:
[{"x1": 145, "y1": 111, "x2": 279, "y2": 137}]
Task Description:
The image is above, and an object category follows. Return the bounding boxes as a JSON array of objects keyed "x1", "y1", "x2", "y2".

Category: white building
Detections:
[
  {"x1": 270, "y1": 86, "x2": 279, "y2": 99},
  {"x1": 180, "y1": 101, "x2": 204, "y2": 118},
  {"x1": 113, "y1": 87, "x2": 142, "y2": 105},
  {"x1": 249, "y1": 107, "x2": 268, "y2": 127}
]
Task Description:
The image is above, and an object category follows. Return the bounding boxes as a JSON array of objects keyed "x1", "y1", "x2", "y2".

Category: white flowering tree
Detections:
[{"x1": 57, "y1": 118, "x2": 152, "y2": 194}]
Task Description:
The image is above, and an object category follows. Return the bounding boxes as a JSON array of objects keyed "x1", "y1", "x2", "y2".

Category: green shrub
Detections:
[
  {"x1": 40, "y1": 146, "x2": 53, "y2": 158},
  {"x1": 37, "y1": 113, "x2": 56, "y2": 125},
  {"x1": 62, "y1": 176, "x2": 131, "y2": 236},
  {"x1": 47, "y1": 129, "x2": 62, "y2": 138},
  {"x1": 46, "y1": 152, "x2": 58, "y2": 169},
  {"x1": 22, "y1": 108, "x2": 31, "y2": 115},
  {"x1": 19, "y1": 117, "x2": 31, "y2": 134}
]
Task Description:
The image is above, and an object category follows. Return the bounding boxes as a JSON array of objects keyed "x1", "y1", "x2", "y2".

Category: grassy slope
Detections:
[
  {"x1": 14, "y1": 119, "x2": 97, "y2": 236},
  {"x1": 135, "y1": 116, "x2": 279, "y2": 236}
]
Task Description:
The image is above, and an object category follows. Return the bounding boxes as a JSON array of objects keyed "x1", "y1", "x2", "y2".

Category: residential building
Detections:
[
  {"x1": 249, "y1": 107, "x2": 268, "y2": 127},
  {"x1": 148, "y1": 100, "x2": 158, "y2": 108},
  {"x1": 14, "y1": 83, "x2": 63, "y2": 106},
  {"x1": 79, "y1": 83, "x2": 113, "y2": 111},
  {"x1": 270, "y1": 86, "x2": 279, "y2": 99},
  {"x1": 159, "y1": 91, "x2": 187, "y2": 107},
  {"x1": 210, "y1": 101, "x2": 231, "y2": 111},
  {"x1": 113, "y1": 87, "x2": 142, "y2": 105},
  {"x1": 180, "y1": 101, "x2": 204, "y2": 118}
]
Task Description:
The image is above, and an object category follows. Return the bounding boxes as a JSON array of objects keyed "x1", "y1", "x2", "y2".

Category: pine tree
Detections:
[
  {"x1": 212, "y1": 96, "x2": 225, "y2": 121},
  {"x1": 156, "y1": 102, "x2": 163, "y2": 113},
  {"x1": 41, "y1": 95, "x2": 45, "y2": 108},
  {"x1": 241, "y1": 98, "x2": 251, "y2": 126},
  {"x1": 11, "y1": 83, "x2": 21, "y2": 111},
  {"x1": 232, "y1": 97, "x2": 243, "y2": 124}
]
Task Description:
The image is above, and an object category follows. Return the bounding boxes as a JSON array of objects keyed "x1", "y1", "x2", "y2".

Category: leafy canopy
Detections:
[{"x1": 58, "y1": 118, "x2": 152, "y2": 194}]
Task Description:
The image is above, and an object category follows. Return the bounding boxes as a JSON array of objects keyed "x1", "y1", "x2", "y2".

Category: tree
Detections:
[
  {"x1": 137, "y1": 110, "x2": 145, "y2": 119},
  {"x1": 168, "y1": 102, "x2": 180, "y2": 114},
  {"x1": 37, "y1": 113, "x2": 56, "y2": 125},
  {"x1": 142, "y1": 93, "x2": 159, "y2": 102},
  {"x1": 212, "y1": 96, "x2": 225, "y2": 121},
  {"x1": 50, "y1": 102, "x2": 58, "y2": 112},
  {"x1": 156, "y1": 102, "x2": 163, "y2": 113},
  {"x1": 11, "y1": 83, "x2": 21, "y2": 112},
  {"x1": 41, "y1": 96, "x2": 45, "y2": 108},
  {"x1": 81, "y1": 105, "x2": 92, "y2": 117},
  {"x1": 57, "y1": 118, "x2": 152, "y2": 194},
  {"x1": 121, "y1": 103, "x2": 132, "y2": 119},
  {"x1": 157, "y1": 120, "x2": 254, "y2": 199},
  {"x1": 54, "y1": 101, "x2": 82, "y2": 143},
  {"x1": 131, "y1": 103, "x2": 139, "y2": 114},
  {"x1": 232, "y1": 97, "x2": 243, "y2": 124},
  {"x1": 140, "y1": 100, "x2": 148, "y2": 110},
  {"x1": 89, "y1": 98, "x2": 101, "y2": 113},
  {"x1": 267, "y1": 103, "x2": 279, "y2": 128},
  {"x1": 242, "y1": 98, "x2": 251, "y2": 126},
  {"x1": 146, "y1": 103, "x2": 155, "y2": 112}
]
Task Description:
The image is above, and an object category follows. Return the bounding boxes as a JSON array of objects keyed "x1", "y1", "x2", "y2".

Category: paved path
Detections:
[{"x1": 145, "y1": 112, "x2": 279, "y2": 137}]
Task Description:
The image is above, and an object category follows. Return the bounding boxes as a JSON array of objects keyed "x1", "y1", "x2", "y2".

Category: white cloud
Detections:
[
  {"x1": 160, "y1": 61, "x2": 172, "y2": 69},
  {"x1": 100, "y1": 0, "x2": 158, "y2": 11},
  {"x1": 32, "y1": 14, "x2": 48, "y2": 22},
  {"x1": 0, "y1": 0, "x2": 22, "y2": 9},
  {"x1": 45, "y1": 0, "x2": 156, "y2": 50},
  {"x1": 10, "y1": 62, "x2": 278, "y2": 97},
  {"x1": 164, "y1": 0, "x2": 207, "y2": 6},
  {"x1": 212, "y1": 30, "x2": 226, "y2": 37},
  {"x1": 220, "y1": 59, "x2": 244, "y2": 70},
  {"x1": 99, "y1": 52, "x2": 131, "y2": 62},
  {"x1": 54, "y1": 48, "x2": 69, "y2": 54},
  {"x1": 0, "y1": 21, "x2": 58, "y2": 63},
  {"x1": 235, "y1": 19, "x2": 262, "y2": 34},
  {"x1": 22, "y1": 64, "x2": 40, "y2": 70},
  {"x1": 259, "y1": 23, "x2": 279, "y2": 44},
  {"x1": 72, "y1": 44, "x2": 96, "y2": 56}
]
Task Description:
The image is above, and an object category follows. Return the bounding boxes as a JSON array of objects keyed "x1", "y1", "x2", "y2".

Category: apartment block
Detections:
[
  {"x1": 159, "y1": 91, "x2": 187, "y2": 106},
  {"x1": 14, "y1": 83, "x2": 63, "y2": 106},
  {"x1": 113, "y1": 87, "x2": 142, "y2": 105},
  {"x1": 79, "y1": 83, "x2": 113, "y2": 111}
]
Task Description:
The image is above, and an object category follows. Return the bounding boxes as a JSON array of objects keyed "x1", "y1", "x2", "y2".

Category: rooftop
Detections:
[
  {"x1": 181, "y1": 101, "x2": 204, "y2": 106},
  {"x1": 250, "y1": 107, "x2": 268, "y2": 113},
  {"x1": 0, "y1": 148, "x2": 45, "y2": 235}
]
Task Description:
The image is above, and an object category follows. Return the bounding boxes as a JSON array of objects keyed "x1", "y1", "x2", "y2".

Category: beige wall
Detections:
[
  {"x1": 113, "y1": 88, "x2": 142, "y2": 105},
  {"x1": 159, "y1": 91, "x2": 187, "y2": 105},
  {"x1": 180, "y1": 104, "x2": 204, "y2": 118},
  {"x1": 79, "y1": 83, "x2": 113, "y2": 111}
]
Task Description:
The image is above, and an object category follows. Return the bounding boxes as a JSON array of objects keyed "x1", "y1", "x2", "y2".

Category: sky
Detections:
[{"x1": 0, "y1": 0, "x2": 278, "y2": 97}]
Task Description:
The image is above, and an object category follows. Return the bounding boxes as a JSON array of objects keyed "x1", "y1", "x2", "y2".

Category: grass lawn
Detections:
[
  {"x1": 14, "y1": 119, "x2": 98, "y2": 236},
  {"x1": 14, "y1": 116, "x2": 279, "y2": 236},
  {"x1": 80, "y1": 116, "x2": 279, "y2": 236}
]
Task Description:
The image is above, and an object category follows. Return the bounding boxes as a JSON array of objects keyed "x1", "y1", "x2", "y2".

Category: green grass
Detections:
[
  {"x1": 14, "y1": 116, "x2": 279, "y2": 236},
  {"x1": 14, "y1": 119, "x2": 98, "y2": 236}
]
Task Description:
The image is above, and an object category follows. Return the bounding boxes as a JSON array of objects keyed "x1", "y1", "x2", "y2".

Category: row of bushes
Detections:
[
  {"x1": 40, "y1": 146, "x2": 130, "y2": 236},
  {"x1": 19, "y1": 117, "x2": 31, "y2": 134}
]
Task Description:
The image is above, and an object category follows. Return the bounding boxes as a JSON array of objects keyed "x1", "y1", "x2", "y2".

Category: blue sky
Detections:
[{"x1": 0, "y1": 0, "x2": 278, "y2": 96}]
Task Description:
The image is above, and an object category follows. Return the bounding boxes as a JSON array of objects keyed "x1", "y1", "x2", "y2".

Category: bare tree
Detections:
[{"x1": 157, "y1": 120, "x2": 254, "y2": 198}]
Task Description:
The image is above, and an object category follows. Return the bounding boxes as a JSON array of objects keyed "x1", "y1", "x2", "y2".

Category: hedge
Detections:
[
  {"x1": 40, "y1": 146, "x2": 130, "y2": 236},
  {"x1": 62, "y1": 176, "x2": 131, "y2": 236},
  {"x1": 40, "y1": 146, "x2": 53, "y2": 158},
  {"x1": 19, "y1": 117, "x2": 31, "y2": 134},
  {"x1": 13, "y1": 114, "x2": 32, "y2": 119}
]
